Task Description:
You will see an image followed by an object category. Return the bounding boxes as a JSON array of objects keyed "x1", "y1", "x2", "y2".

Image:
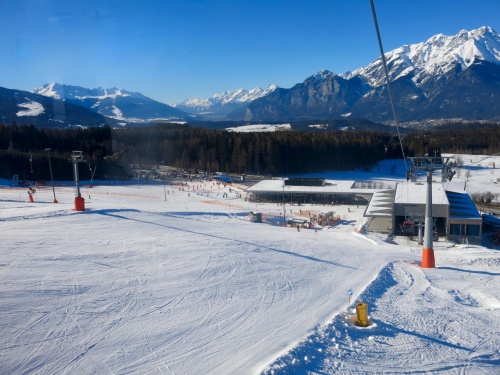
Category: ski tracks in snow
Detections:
[{"x1": 263, "y1": 259, "x2": 500, "y2": 374}]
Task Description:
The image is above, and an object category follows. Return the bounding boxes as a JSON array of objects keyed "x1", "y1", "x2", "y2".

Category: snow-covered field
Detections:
[
  {"x1": 1, "y1": 155, "x2": 499, "y2": 374},
  {"x1": 226, "y1": 124, "x2": 291, "y2": 132}
]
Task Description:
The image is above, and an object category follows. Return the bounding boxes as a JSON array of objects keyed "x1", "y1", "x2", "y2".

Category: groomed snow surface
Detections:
[{"x1": 1, "y1": 156, "x2": 499, "y2": 374}]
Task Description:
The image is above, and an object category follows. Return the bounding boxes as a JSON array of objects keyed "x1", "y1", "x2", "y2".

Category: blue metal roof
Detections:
[{"x1": 446, "y1": 191, "x2": 481, "y2": 219}]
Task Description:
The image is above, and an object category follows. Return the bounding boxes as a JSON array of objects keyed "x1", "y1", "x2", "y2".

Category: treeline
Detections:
[
  {"x1": 106, "y1": 123, "x2": 500, "y2": 175},
  {"x1": 402, "y1": 125, "x2": 500, "y2": 156},
  {"x1": 111, "y1": 124, "x2": 390, "y2": 175},
  {"x1": 0, "y1": 124, "x2": 127, "y2": 181},
  {"x1": 1, "y1": 122, "x2": 500, "y2": 182}
]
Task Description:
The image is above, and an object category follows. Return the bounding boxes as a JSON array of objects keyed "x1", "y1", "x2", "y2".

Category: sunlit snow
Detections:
[
  {"x1": 1, "y1": 154, "x2": 499, "y2": 374},
  {"x1": 226, "y1": 123, "x2": 291, "y2": 132},
  {"x1": 173, "y1": 84, "x2": 278, "y2": 111},
  {"x1": 348, "y1": 26, "x2": 500, "y2": 88},
  {"x1": 16, "y1": 99, "x2": 45, "y2": 117},
  {"x1": 111, "y1": 105, "x2": 123, "y2": 118}
]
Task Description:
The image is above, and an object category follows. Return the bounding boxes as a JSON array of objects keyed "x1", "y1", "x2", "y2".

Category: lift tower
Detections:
[
  {"x1": 72, "y1": 151, "x2": 86, "y2": 211},
  {"x1": 407, "y1": 156, "x2": 455, "y2": 268}
]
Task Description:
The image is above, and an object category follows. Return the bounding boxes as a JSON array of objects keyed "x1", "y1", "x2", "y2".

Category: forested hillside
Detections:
[
  {"x1": 1, "y1": 123, "x2": 499, "y2": 182},
  {"x1": 111, "y1": 124, "x2": 389, "y2": 175},
  {"x1": 0, "y1": 124, "x2": 123, "y2": 181},
  {"x1": 403, "y1": 124, "x2": 500, "y2": 156}
]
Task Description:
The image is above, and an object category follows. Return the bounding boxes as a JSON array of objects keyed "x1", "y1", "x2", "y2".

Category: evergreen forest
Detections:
[{"x1": 1, "y1": 122, "x2": 499, "y2": 182}]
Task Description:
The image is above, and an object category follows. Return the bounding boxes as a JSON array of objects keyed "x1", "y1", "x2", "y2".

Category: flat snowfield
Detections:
[{"x1": 1, "y1": 161, "x2": 499, "y2": 374}]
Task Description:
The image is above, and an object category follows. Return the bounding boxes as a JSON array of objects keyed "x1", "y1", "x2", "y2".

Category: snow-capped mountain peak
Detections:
[
  {"x1": 33, "y1": 84, "x2": 138, "y2": 102},
  {"x1": 172, "y1": 84, "x2": 278, "y2": 115},
  {"x1": 233, "y1": 26, "x2": 500, "y2": 124},
  {"x1": 32, "y1": 83, "x2": 192, "y2": 122},
  {"x1": 27, "y1": 26, "x2": 500, "y2": 124},
  {"x1": 32, "y1": 83, "x2": 61, "y2": 99},
  {"x1": 348, "y1": 26, "x2": 500, "y2": 87},
  {"x1": 311, "y1": 69, "x2": 336, "y2": 81}
]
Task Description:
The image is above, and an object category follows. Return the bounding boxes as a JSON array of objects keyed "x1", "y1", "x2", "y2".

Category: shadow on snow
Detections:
[{"x1": 85, "y1": 208, "x2": 358, "y2": 270}]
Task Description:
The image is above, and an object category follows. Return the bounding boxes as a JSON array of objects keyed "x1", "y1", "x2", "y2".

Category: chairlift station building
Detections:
[
  {"x1": 391, "y1": 182, "x2": 482, "y2": 241},
  {"x1": 246, "y1": 177, "x2": 482, "y2": 243}
]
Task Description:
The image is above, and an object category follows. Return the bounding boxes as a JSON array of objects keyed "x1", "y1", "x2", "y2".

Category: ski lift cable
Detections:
[{"x1": 369, "y1": 0, "x2": 408, "y2": 171}]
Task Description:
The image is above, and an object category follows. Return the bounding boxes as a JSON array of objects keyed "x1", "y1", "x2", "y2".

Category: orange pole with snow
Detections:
[
  {"x1": 421, "y1": 167, "x2": 435, "y2": 268},
  {"x1": 72, "y1": 151, "x2": 85, "y2": 211}
]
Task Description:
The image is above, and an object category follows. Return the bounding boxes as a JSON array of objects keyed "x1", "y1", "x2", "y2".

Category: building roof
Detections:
[
  {"x1": 446, "y1": 191, "x2": 481, "y2": 220},
  {"x1": 245, "y1": 179, "x2": 376, "y2": 195},
  {"x1": 394, "y1": 181, "x2": 449, "y2": 206}
]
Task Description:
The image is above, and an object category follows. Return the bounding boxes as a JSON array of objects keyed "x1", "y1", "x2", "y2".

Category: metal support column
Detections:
[
  {"x1": 45, "y1": 148, "x2": 58, "y2": 203},
  {"x1": 422, "y1": 167, "x2": 435, "y2": 268},
  {"x1": 72, "y1": 151, "x2": 85, "y2": 211},
  {"x1": 407, "y1": 156, "x2": 455, "y2": 269},
  {"x1": 282, "y1": 179, "x2": 286, "y2": 226}
]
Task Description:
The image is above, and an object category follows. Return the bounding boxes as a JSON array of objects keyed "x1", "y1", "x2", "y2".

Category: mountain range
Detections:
[
  {"x1": 0, "y1": 84, "x2": 196, "y2": 128},
  {"x1": 0, "y1": 86, "x2": 109, "y2": 127},
  {"x1": 32, "y1": 84, "x2": 196, "y2": 124},
  {"x1": 171, "y1": 85, "x2": 278, "y2": 120},
  {"x1": 0, "y1": 26, "x2": 499, "y2": 127},
  {"x1": 226, "y1": 26, "x2": 500, "y2": 123}
]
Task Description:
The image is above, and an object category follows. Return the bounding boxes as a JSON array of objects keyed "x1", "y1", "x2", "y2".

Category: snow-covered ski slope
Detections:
[{"x1": 1, "y1": 155, "x2": 499, "y2": 374}]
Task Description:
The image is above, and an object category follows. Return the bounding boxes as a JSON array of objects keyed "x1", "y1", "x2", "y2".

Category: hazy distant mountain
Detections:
[
  {"x1": 227, "y1": 26, "x2": 500, "y2": 124},
  {"x1": 172, "y1": 85, "x2": 278, "y2": 120},
  {"x1": 0, "y1": 86, "x2": 110, "y2": 127},
  {"x1": 33, "y1": 83, "x2": 195, "y2": 124}
]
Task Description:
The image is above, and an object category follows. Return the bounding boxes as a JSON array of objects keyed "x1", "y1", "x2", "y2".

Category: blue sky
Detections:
[{"x1": 1, "y1": 0, "x2": 499, "y2": 104}]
